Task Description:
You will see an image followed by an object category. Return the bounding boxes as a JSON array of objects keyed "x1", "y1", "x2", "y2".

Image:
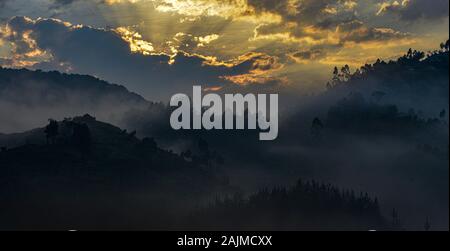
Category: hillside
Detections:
[
  {"x1": 0, "y1": 114, "x2": 232, "y2": 230},
  {"x1": 0, "y1": 44, "x2": 448, "y2": 230},
  {"x1": 0, "y1": 114, "x2": 391, "y2": 230},
  {"x1": 325, "y1": 45, "x2": 449, "y2": 117},
  {"x1": 0, "y1": 67, "x2": 152, "y2": 133}
]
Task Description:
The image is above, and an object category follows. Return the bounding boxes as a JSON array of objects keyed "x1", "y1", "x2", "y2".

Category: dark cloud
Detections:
[
  {"x1": 0, "y1": 58, "x2": 13, "y2": 65},
  {"x1": 49, "y1": 0, "x2": 88, "y2": 12},
  {"x1": 247, "y1": 0, "x2": 410, "y2": 46},
  {"x1": 49, "y1": 0, "x2": 83, "y2": 10},
  {"x1": 2, "y1": 16, "x2": 280, "y2": 101},
  {"x1": 378, "y1": 0, "x2": 449, "y2": 21},
  {"x1": 247, "y1": 0, "x2": 355, "y2": 27},
  {"x1": 292, "y1": 49, "x2": 327, "y2": 61},
  {"x1": 337, "y1": 20, "x2": 410, "y2": 43},
  {"x1": 246, "y1": 0, "x2": 291, "y2": 14},
  {"x1": 53, "y1": 0, "x2": 78, "y2": 5},
  {"x1": 247, "y1": 0, "x2": 448, "y2": 25}
]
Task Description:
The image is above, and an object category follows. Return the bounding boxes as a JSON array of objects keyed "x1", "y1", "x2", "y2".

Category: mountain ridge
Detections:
[{"x1": 0, "y1": 66, "x2": 154, "y2": 133}]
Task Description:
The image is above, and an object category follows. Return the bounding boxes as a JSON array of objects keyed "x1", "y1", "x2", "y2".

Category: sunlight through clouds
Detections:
[
  {"x1": 0, "y1": 0, "x2": 448, "y2": 93},
  {"x1": 115, "y1": 26, "x2": 155, "y2": 55}
]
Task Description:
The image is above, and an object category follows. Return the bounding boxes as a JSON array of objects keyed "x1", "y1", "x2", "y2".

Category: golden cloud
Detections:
[
  {"x1": 376, "y1": 0, "x2": 410, "y2": 16},
  {"x1": 115, "y1": 27, "x2": 155, "y2": 55},
  {"x1": 219, "y1": 52, "x2": 287, "y2": 86},
  {"x1": 0, "y1": 22, "x2": 52, "y2": 68},
  {"x1": 195, "y1": 34, "x2": 220, "y2": 47}
]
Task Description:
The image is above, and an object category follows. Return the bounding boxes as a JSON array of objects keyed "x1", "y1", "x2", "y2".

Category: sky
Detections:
[{"x1": 0, "y1": 0, "x2": 448, "y2": 101}]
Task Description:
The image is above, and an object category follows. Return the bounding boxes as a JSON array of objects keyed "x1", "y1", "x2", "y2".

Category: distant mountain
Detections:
[{"x1": 0, "y1": 67, "x2": 152, "y2": 133}]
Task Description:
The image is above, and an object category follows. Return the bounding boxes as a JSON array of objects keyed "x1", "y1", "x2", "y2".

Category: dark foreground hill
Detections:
[
  {"x1": 0, "y1": 114, "x2": 230, "y2": 229},
  {"x1": 0, "y1": 115, "x2": 386, "y2": 230}
]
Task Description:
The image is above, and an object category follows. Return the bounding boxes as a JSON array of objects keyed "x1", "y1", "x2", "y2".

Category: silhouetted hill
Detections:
[
  {"x1": 0, "y1": 115, "x2": 233, "y2": 230},
  {"x1": 0, "y1": 114, "x2": 224, "y2": 184},
  {"x1": 0, "y1": 115, "x2": 391, "y2": 230},
  {"x1": 0, "y1": 67, "x2": 152, "y2": 133},
  {"x1": 0, "y1": 67, "x2": 147, "y2": 105},
  {"x1": 188, "y1": 180, "x2": 386, "y2": 231},
  {"x1": 325, "y1": 44, "x2": 449, "y2": 117}
]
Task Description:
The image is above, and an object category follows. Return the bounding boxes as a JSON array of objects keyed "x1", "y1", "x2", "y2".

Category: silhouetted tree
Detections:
[
  {"x1": 327, "y1": 67, "x2": 341, "y2": 89},
  {"x1": 44, "y1": 119, "x2": 59, "y2": 145},
  {"x1": 440, "y1": 40, "x2": 450, "y2": 52},
  {"x1": 333, "y1": 66, "x2": 339, "y2": 80},
  {"x1": 401, "y1": 48, "x2": 425, "y2": 63},
  {"x1": 340, "y1": 65, "x2": 351, "y2": 81}
]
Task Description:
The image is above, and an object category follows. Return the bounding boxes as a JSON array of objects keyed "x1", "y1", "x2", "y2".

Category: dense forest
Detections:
[{"x1": 188, "y1": 180, "x2": 386, "y2": 230}]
